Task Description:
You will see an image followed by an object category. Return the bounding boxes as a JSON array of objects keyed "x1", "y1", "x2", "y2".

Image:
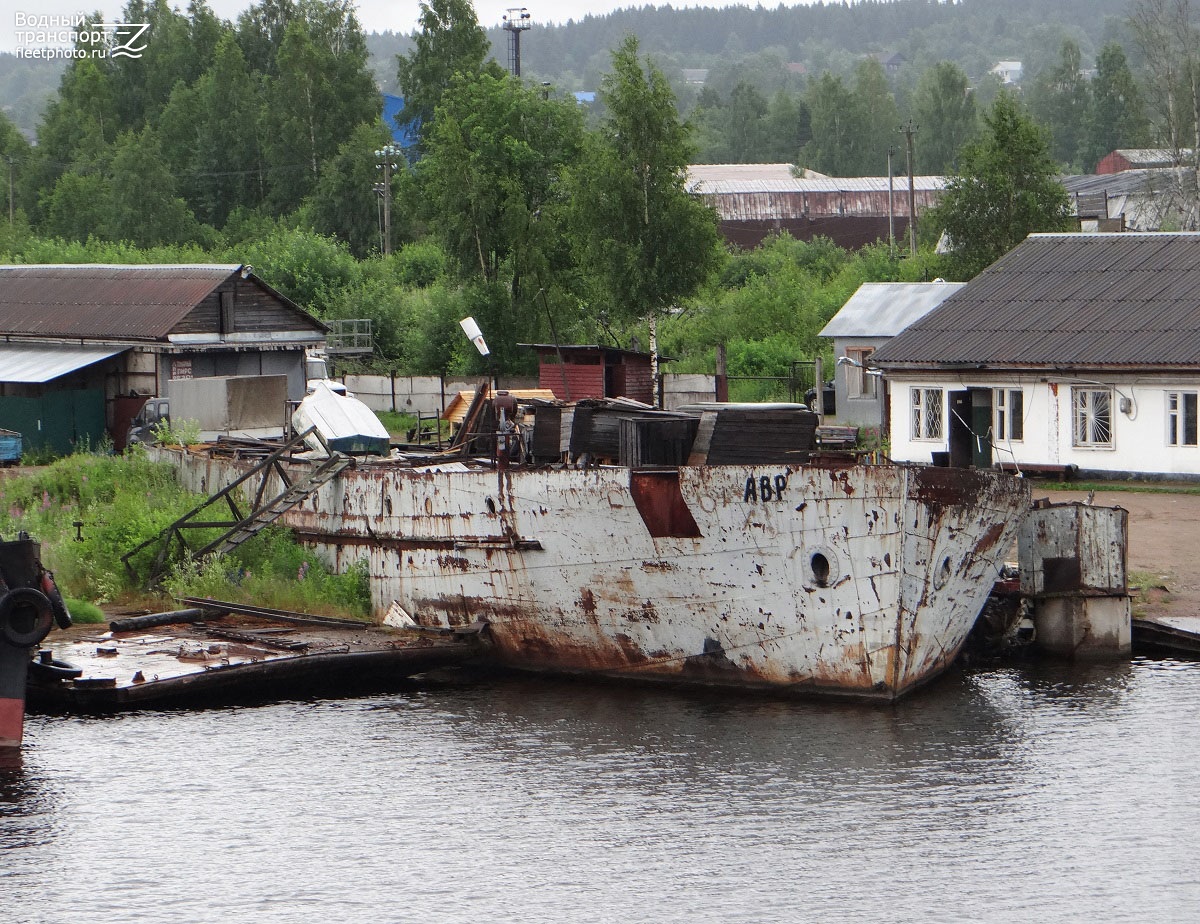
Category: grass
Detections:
[
  {"x1": 1127, "y1": 569, "x2": 1172, "y2": 619},
  {"x1": 65, "y1": 598, "x2": 106, "y2": 624},
  {"x1": 1040, "y1": 479, "x2": 1200, "y2": 496},
  {"x1": 0, "y1": 448, "x2": 372, "y2": 619},
  {"x1": 377, "y1": 409, "x2": 451, "y2": 443}
]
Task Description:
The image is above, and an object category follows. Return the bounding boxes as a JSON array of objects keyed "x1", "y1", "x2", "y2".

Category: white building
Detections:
[
  {"x1": 991, "y1": 61, "x2": 1023, "y2": 85},
  {"x1": 819, "y1": 281, "x2": 965, "y2": 428},
  {"x1": 871, "y1": 233, "x2": 1200, "y2": 480}
]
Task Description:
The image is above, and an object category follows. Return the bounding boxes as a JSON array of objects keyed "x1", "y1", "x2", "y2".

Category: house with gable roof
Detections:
[
  {"x1": 871, "y1": 233, "x2": 1200, "y2": 479},
  {"x1": 0, "y1": 264, "x2": 328, "y2": 452},
  {"x1": 819, "y1": 281, "x2": 965, "y2": 427}
]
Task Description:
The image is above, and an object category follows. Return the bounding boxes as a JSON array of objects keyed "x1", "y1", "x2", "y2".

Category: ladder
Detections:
[
  {"x1": 122, "y1": 428, "x2": 351, "y2": 588},
  {"x1": 193, "y1": 452, "x2": 351, "y2": 559}
]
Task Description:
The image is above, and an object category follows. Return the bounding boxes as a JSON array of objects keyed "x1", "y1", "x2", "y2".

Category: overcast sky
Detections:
[{"x1": 2, "y1": 1, "x2": 823, "y2": 52}]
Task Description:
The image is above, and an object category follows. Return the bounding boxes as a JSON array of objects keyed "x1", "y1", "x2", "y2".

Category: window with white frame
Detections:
[
  {"x1": 1167, "y1": 391, "x2": 1199, "y2": 446},
  {"x1": 911, "y1": 387, "x2": 944, "y2": 440},
  {"x1": 846, "y1": 347, "x2": 877, "y2": 398},
  {"x1": 994, "y1": 388, "x2": 1024, "y2": 441},
  {"x1": 1072, "y1": 387, "x2": 1113, "y2": 448}
]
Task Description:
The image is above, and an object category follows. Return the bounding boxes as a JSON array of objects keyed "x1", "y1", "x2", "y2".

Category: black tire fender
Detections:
[
  {"x1": 0, "y1": 586, "x2": 55, "y2": 648},
  {"x1": 29, "y1": 655, "x2": 83, "y2": 682}
]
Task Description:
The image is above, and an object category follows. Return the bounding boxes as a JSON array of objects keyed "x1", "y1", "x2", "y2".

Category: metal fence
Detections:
[{"x1": 726, "y1": 360, "x2": 821, "y2": 405}]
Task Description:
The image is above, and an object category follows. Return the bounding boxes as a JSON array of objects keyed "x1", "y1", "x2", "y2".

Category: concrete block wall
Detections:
[{"x1": 337, "y1": 372, "x2": 716, "y2": 417}]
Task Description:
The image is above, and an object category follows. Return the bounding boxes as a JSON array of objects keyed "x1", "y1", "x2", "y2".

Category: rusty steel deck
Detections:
[
  {"x1": 163, "y1": 449, "x2": 1031, "y2": 701},
  {"x1": 27, "y1": 612, "x2": 481, "y2": 710}
]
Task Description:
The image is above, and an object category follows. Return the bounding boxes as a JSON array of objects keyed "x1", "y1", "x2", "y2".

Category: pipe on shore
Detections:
[{"x1": 109, "y1": 608, "x2": 213, "y2": 634}]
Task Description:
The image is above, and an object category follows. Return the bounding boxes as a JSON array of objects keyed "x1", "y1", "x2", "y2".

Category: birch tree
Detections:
[{"x1": 1131, "y1": 0, "x2": 1200, "y2": 228}]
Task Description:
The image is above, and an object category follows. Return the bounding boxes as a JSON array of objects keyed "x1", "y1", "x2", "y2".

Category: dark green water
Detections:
[{"x1": 3, "y1": 659, "x2": 1198, "y2": 922}]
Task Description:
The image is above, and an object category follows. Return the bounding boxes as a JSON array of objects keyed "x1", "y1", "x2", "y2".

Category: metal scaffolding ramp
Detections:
[{"x1": 122, "y1": 428, "x2": 352, "y2": 588}]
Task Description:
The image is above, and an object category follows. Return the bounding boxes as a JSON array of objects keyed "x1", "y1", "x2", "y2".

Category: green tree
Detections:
[
  {"x1": 762, "y1": 90, "x2": 812, "y2": 163},
  {"x1": 1131, "y1": 0, "x2": 1200, "y2": 227},
  {"x1": 1081, "y1": 43, "x2": 1150, "y2": 171},
  {"x1": 725, "y1": 82, "x2": 769, "y2": 162},
  {"x1": 1026, "y1": 39, "x2": 1092, "y2": 168},
  {"x1": 912, "y1": 62, "x2": 977, "y2": 174},
  {"x1": 801, "y1": 72, "x2": 859, "y2": 174},
  {"x1": 417, "y1": 73, "x2": 584, "y2": 361},
  {"x1": 850, "y1": 57, "x2": 900, "y2": 175},
  {"x1": 263, "y1": 6, "x2": 379, "y2": 213},
  {"x1": 29, "y1": 57, "x2": 119, "y2": 222},
  {"x1": 106, "y1": 128, "x2": 205, "y2": 246},
  {"x1": 162, "y1": 32, "x2": 268, "y2": 226},
  {"x1": 41, "y1": 171, "x2": 112, "y2": 242},
  {"x1": 306, "y1": 121, "x2": 395, "y2": 257},
  {"x1": 568, "y1": 36, "x2": 720, "y2": 327},
  {"x1": 236, "y1": 0, "x2": 300, "y2": 76},
  {"x1": 801, "y1": 60, "x2": 898, "y2": 176},
  {"x1": 394, "y1": 0, "x2": 497, "y2": 139},
  {"x1": 0, "y1": 112, "x2": 33, "y2": 223},
  {"x1": 928, "y1": 92, "x2": 1072, "y2": 279},
  {"x1": 108, "y1": 0, "x2": 225, "y2": 130}
]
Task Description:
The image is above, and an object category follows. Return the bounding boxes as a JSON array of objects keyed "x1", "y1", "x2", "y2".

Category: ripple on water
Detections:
[{"x1": 2, "y1": 661, "x2": 1200, "y2": 923}]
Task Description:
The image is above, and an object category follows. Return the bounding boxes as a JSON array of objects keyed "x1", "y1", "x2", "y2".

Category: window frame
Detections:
[
  {"x1": 910, "y1": 386, "x2": 944, "y2": 441},
  {"x1": 845, "y1": 346, "x2": 877, "y2": 399},
  {"x1": 994, "y1": 387, "x2": 1024, "y2": 442},
  {"x1": 1166, "y1": 390, "x2": 1199, "y2": 447},
  {"x1": 1072, "y1": 386, "x2": 1114, "y2": 449}
]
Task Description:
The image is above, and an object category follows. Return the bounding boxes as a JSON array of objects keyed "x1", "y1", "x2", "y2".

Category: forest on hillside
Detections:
[{"x1": 4, "y1": 0, "x2": 1136, "y2": 140}]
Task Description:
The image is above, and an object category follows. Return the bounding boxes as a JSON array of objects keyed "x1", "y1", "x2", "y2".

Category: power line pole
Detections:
[
  {"x1": 5, "y1": 155, "x2": 13, "y2": 227},
  {"x1": 887, "y1": 147, "x2": 895, "y2": 257},
  {"x1": 374, "y1": 144, "x2": 400, "y2": 256},
  {"x1": 901, "y1": 120, "x2": 918, "y2": 255}
]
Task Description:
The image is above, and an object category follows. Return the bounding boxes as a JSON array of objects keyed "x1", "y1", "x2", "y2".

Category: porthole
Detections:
[
  {"x1": 934, "y1": 555, "x2": 952, "y2": 590},
  {"x1": 484, "y1": 497, "x2": 497, "y2": 514},
  {"x1": 807, "y1": 547, "x2": 840, "y2": 588}
]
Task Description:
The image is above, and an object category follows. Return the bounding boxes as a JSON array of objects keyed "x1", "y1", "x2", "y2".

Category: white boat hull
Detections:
[{"x1": 166, "y1": 453, "x2": 1030, "y2": 700}]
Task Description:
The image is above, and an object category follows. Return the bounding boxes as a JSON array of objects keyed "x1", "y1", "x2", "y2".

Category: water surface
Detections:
[{"x1": 3, "y1": 659, "x2": 1198, "y2": 923}]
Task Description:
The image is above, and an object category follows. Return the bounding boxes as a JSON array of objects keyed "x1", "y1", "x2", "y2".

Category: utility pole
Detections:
[
  {"x1": 374, "y1": 144, "x2": 400, "y2": 256},
  {"x1": 5, "y1": 155, "x2": 13, "y2": 227},
  {"x1": 502, "y1": 7, "x2": 532, "y2": 77},
  {"x1": 886, "y1": 147, "x2": 895, "y2": 256},
  {"x1": 901, "y1": 120, "x2": 918, "y2": 256}
]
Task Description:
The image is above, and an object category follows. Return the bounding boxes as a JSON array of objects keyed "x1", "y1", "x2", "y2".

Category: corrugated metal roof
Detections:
[
  {"x1": 0, "y1": 343, "x2": 126, "y2": 383},
  {"x1": 872, "y1": 233, "x2": 1200, "y2": 369},
  {"x1": 0, "y1": 264, "x2": 241, "y2": 341},
  {"x1": 1061, "y1": 168, "x2": 1190, "y2": 199},
  {"x1": 686, "y1": 164, "x2": 944, "y2": 195},
  {"x1": 819, "y1": 282, "x2": 966, "y2": 338},
  {"x1": 1112, "y1": 149, "x2": 1190, "y2": 166}
]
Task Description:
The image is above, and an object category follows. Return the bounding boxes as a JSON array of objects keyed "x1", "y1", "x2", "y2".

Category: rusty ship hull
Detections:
[{"x1": 168, "y1": 452, "x2": 1031, "y2": 701}]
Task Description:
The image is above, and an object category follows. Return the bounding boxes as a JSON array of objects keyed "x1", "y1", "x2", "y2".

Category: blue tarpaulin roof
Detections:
[{"x1": 381, "y1": 94, "x2": 421, "y2": 152}]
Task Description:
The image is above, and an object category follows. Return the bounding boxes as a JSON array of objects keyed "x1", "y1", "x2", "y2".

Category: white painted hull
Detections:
[
  {"x1": 167, "y1": 452, "x2": 1030, "y2": 700},
  {"x1": 164, "y1": 448, "x2": 1032, "y2": 700}
]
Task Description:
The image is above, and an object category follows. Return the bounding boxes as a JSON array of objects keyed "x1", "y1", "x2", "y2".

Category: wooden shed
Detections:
[
  {"x1": 0, "y1": 264, "x2": 328, "y2": 452},
  {"x1": 521, "y1": 345, "x2": 656, "y2": 405}
]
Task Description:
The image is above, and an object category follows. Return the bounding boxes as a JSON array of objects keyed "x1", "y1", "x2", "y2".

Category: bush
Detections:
[
  {"x1": 0, "y1": 451, "x2": 372, "y2": 617},
  {"x1": 163, "y1": 531, "x2": 371, "y2": 619}
]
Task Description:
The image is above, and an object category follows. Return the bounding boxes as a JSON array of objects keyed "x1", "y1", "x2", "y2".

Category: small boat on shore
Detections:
[{"x1": 155, "y1": 394, "x2": 1032, "y2": 702}]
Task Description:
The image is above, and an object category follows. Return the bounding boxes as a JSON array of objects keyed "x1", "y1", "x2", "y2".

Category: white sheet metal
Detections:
[{"x1": 0, "y1": 343, "x2": 126, "y2": 382}]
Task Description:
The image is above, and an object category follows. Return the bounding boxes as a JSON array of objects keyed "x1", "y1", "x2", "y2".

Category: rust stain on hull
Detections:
[{"x1": 160, "y1": 450, "x2": 1031, "y2": 701}]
